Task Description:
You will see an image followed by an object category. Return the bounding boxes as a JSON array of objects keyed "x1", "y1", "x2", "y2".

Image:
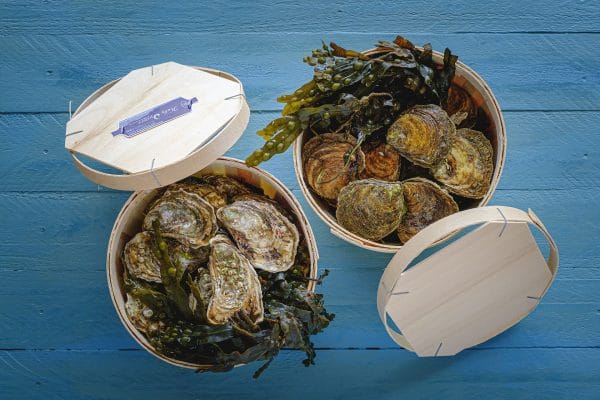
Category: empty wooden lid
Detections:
[
  {"x1": 377, "y1": 206, "x2": 558, "y2": 356},
  {"x1": 65, "y1": 62, "x2": 250, "y2": 190}
]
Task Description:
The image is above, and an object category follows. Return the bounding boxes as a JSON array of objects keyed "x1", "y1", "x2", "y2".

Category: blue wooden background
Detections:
[{"x1": 1, "y1": 1, "x2": 599, "y2": 399}]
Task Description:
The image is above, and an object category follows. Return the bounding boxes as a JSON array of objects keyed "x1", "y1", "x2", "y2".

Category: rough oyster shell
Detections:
[
  {"x1": 386, "y1": 104, "x2": 455, "y2": 167},
  {"x1": 216, "y1": 200, "x2": 299, "y2": 273},
  {"x1": 359, "y1": 142, "x2": 401, "y2": 181},
  {"x1": 170, "y1": 243, "x2": 210, "y2": 274},
  {"x1": 446, "y1": 85, "x2": 477, "y2": 128},
  {"x1": 336, "y1": 179, "x2": 406, "y2": 241},
  {"x1": 188, "y1": 268, "x2": 213, "y2": 318},
  {"x1": 125, "y1": 294, "x2": 159, "y2": 334},
  {"x1": 397, "y1": 177, "x2": 459, "y2": 243},
  {"x1": 198, "y1": 175, "x2": 251, "y2": 203},
  {"x1": 143, "y1": 190, "x2": 218, "y2": 248},
  {"x1": 232, "y1": 192, "x2": 295, "y2": 222},
  {"x1": 431, "y1": 128, "x2": 493, "y2": 199},
  {"x1": 206, "y1": 234, "x2": 264, "y2": 325},
  {"x1": 168, "y1": 182, "x2": 227, "y2": 210},
  {"x1": 122, "y1": 231, "x2": 208, "y2": 284},
  {"x1": 123, "y1": 232, "x2": 162, "y2": 283},
  {"x1": 302, "y1": 132, "x2": 365, "y2": 204}
]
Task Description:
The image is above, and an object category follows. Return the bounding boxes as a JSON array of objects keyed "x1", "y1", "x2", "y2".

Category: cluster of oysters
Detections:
[
  {"x1": 121, "y1": 175, "x2": 315, "y2": 366},
  {"x1": 303, "y1": 90, "x2": 493, "y2": 243}
]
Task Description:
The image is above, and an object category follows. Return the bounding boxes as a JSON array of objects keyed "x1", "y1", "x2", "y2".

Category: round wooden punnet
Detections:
[
  {"x1": 106, "y1": 157, "x2": 319, "y2": 369},
  {"x1": 65, "y1": 63, "x2": 319, "y2": 370},
  {"x1": 293, "y1": 49, "x2": 507, "y2": 253}
]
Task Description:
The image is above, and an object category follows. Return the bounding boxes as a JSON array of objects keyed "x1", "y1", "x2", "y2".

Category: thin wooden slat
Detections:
[
  {"x1": 1, "y1": 1, "x2": 598, "y2": 35},
  {"x1": 0, "y1": 349, "x2": 598, "y2": 400},
  {"x1": 1, "y1": 111, "x2": 599, "y2": 192},
  {"x1": 1, "y1": 33, "x2": 599, "y2": 112}
]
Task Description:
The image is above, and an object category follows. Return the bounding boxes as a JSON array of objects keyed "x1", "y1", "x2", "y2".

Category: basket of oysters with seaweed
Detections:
[
  {"x1": 108, "y1": 159, "x2": 333, "y2": 378},
  {"x1": 246, "y1": 36, "x2": 506, "y2": 252}
]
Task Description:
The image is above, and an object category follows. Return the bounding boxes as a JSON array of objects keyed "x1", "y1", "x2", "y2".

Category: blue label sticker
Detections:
[{"x1": 112, "y1": 97, "x2": 198, "y2": 138}]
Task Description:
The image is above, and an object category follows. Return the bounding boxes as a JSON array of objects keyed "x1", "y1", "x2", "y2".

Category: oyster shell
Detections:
[
  {"x1": 188, "y1": 268, "x2": 213, "y2": 317},
  {"x1": 431, "y1": 128, "x2": 493, "y2": 199},
  {"x1": 336, "y1": 179, "x2": 406, "y2": 241},
  {"x1": 386, "y1": 104, "x2": 455, "y2": 167},
  {"x1": 397, "y1": 177, "x2": 459, "y2": 243},
  {"x1": 143, "y1": 190, "x2": 218, "y2": 248},
  {"x1": 302, "y1": 133, "x2": 365, "y2": 204},
  {"x1": 168, "y1": 183, "x2": 227, "y2": 210},
  {"x1": 446, "y1": 85, "x2": 477, "y2": 128},
  {"x1": 198, "y1": 175, "x2": 251, "y2": 203},
  {"x1": 359, "y1": 142, "x2": 401, "y2": 182},
  {"x1": 206, "y1": 234, "x2": 264, "y2": 325},
  {"x1": 123, "y1": 232, "x2": 162, "y2": 283},
  {"x1": 217, "y1": 200, "x2": 299, "y2": 273},
  {"x1": 232, "y1": 192, "x2": 295, "y2": 222},
  {"x1": 123, "y1": 231, "x2": 208, "y2": 284},
  {"x1": 125, "y1": 294, "x2": 158, "y2": 334},
  {"x1": 170, "y1": 243, "x2": 210, "y2": 274}
]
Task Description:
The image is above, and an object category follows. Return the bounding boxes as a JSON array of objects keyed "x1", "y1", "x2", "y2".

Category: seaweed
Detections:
[
  {"x1": 123, "y1": 179, "x2": 334, "y2": 378},
  {"x1": 246, "y1": 35, "x2": 458, "y2": 167}
]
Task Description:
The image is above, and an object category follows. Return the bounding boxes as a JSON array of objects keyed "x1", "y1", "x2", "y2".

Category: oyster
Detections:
[
  {"x1": 359, "y1": 142, "x2": 401, "y2": 181},
  {"x1": 446, "y1": 85, "x2": 477, "y2": 128},
  {"x1": 206, "y1": 234, "x2": 264, "y2": 325},
  {"x1": 232, "y1": 192, "x2": 295, "y2": 222},
  {"x1": 397, "y1": 177, "x2": 459, "y2": 243},
  {"x1": 336, "y1": 179, "x2": 406, "y2": 241},
  {"x1": 170, "y1": 243, "x2": 210, "y2": 274},
  {"x1": 386, "y1": 104, "x2": 455, "y2": 167},
  {"x1": 143, "y1": 190, "x2": 218, "y2": 248},
  {"x1": 217, "y1": 200, "x2": 299, "y2": 273},
  {"x1": 125, "y1": 294, "x2": 159, "y2": 334},
  {"x1": 198, "y1": 175, "x2": 251, "y2": 203},
  {"x1": 302, "y1": 133, "x2": 365, "y2": 204},
  {"x1": 122, "y1": 232, "x2": 162, "y2": 283},
  {"x1": 188, "y1": 268, "x2": 214, "y2": 318},
  {"x1": 168, "y1": 182, "x2": 227, "y2": 210},
  {"x1": 431, "y1": 128, "x2": 493, "y2": 199}
]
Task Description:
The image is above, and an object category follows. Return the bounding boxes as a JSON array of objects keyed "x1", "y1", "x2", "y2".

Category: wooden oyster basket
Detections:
[
  {"x1": 294, "y1": 50, "x2": 507, "y2": 253},
  {"x1": 292, "y1": 50, "x2": 560, "y2": 355},
  {"x1": 64, "y1": 62, "x2": 319, "y2": 369}
]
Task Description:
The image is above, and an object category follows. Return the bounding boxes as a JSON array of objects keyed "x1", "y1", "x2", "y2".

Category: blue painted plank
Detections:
[
  {"x1": 0, "y1": 111, "x2": 598, "y2": 192},
  {"x1": 0, "y1": 187, "x2": 598, "y2": 272},
  {"x1": 0, "y1": 349, "x2": 598, "y2": 400},
  {"x1": 0, "y1": 189, "x2": 598, "y2": 350},
  {"x1": 1, "y1": 265, "x2": 598, "y2": 351},
  {"x1": 0, "y1": 0, "x2": 598, "y2": 396},
  {"x1": 1, "y1": 0, "x2": 598, "y2": 35},
  {"x1": 1, "y1": 33, "x2": 599, "y2": 112}
]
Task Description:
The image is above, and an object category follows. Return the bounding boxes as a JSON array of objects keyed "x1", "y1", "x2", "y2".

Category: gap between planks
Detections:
[{"x1": 0, "y1": 346, "x2": 599, "y2": 352}]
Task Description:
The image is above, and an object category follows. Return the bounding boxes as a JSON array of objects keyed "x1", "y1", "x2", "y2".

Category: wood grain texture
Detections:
[
  {"x1": 1, "y1": 33, "x2": 599, "y2": 112},
  {"x1": 1, "y1": 111, "x2": 598, "y2": 192},
  {"x1": 1, "y1": 0, "x2": 599, "y2": 397},
  {"x1": 0, "y1": 349, "x2": 599, "y2": 400},
  {"x1": 1, "y1": 0, "x2": 598, "y2": 35}
]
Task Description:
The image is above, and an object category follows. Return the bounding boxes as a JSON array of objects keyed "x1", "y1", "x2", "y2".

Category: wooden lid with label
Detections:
[{"x1": 65, "y1": 62, "x2": 250, "y2": 190}]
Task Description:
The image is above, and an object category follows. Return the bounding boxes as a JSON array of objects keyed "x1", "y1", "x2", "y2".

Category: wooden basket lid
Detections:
[
  {"x1": 65, "y1": 62, "x2": 250, "y2": 191},
  {"x1": 377, "y1": 206, "x2": 559, "y2": 357}
]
